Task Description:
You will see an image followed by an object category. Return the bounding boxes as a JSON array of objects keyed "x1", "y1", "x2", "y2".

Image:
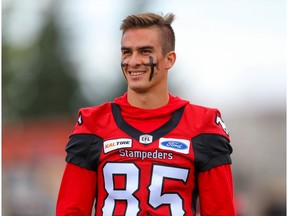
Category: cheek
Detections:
[
  {"x1": 156, "y1": 61, "x2": 165, "y2": 71},
  {"x1": 121, "y1": 56, "x2": 129, "y2": 64}
]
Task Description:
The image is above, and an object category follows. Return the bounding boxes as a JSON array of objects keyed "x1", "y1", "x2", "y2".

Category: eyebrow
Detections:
[
  {"x1": 121, "y1": 46, "x2": 130, "y2": 51},
  {"x1": 121, "y1": 45, "x2": 155, "y2": 51},
  {"x1": 139, "y1": 46, "x2": 154, "y2": 51}
]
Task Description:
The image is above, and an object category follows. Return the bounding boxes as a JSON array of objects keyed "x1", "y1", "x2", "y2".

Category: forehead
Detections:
[{"x1": 121, "y1": 27, "x2": 161, "y2": 48}]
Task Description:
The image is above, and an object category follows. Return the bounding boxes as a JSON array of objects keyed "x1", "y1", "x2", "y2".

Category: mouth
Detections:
[{"x1": 129, "y1": 71, "x2": 146, "y2": 76}]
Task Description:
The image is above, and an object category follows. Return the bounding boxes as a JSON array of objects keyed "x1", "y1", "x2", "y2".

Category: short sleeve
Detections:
[
  {"x1": 65, "y1": 134, "x2": 103, "y2": 171},
  {"x1": 192, "y1": 134, "x2": 232, "y2": 172}
]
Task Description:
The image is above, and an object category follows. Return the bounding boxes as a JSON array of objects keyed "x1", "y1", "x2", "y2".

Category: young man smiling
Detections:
[{"x1": 56, "y1": 12, "x2": 235, "y2": 216}]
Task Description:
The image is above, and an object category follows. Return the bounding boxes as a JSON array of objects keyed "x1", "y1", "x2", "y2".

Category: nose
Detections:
[{"x1": 125, "y1": 53, "x2": 142, "y2": 68}]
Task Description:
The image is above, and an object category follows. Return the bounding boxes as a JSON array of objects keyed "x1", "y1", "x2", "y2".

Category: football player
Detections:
[{"x1": 56, "y1": 12, "x2": 235, "y2": 216}]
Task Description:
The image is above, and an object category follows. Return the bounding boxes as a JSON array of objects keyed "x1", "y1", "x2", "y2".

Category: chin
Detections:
[{"x1": 129, "y1": 85, "x2": 149, "y2": 93}]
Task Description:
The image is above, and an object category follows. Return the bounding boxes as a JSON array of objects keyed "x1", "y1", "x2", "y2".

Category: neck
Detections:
[{"x1": 127, "y1": 90, "x2": 170, "y2": 109}]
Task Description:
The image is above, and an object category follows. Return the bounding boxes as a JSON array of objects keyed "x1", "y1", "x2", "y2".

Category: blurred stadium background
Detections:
[{"x1": 2, "y1": 0, "x2": 286, "y2": 215}]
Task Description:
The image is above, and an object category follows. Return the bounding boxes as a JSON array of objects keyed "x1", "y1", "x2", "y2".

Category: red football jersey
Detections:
[{"x1": 60, "y1": 96, "x2": 232, "y2": 216}]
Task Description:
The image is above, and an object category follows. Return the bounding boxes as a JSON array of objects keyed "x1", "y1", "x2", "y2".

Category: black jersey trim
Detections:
[
  {"x1": 192, "y1": 133, "x2": 232, "y2": 172},
  {"x1": 65, "y1": 134, "x2": 103, "y2": 171},
  {"x1": 111, "y1": 103, "x2": 185, "y2": 143}
]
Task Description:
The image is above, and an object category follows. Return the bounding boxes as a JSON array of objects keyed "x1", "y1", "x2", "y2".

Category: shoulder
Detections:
[
  {"x1": 72, "y1": 102, "x2": 113, "y2": 135},
  {"x1": 186, "y1": 103, "x2": 218, "y2": 115},
  {"x1": 65, "y1": 103, "x2": 113, "y2": 170},
  {"x1": 184, "y1": 104, "x2": 232, "y2": 171},
  {"x1": 79, "y1": 102, "x2": 112, "y2": 117},
  {"x1": 184, "y1": 103, "x2": 229, "y2": 139},
  {"x1": 185, "y1": 103, "x2": 220, "y2": 123}
]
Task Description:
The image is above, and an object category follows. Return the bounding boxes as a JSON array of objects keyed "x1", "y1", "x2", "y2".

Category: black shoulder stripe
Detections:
[
  {"x1": 192, "y1": 134, "x2": 232, "y2": 172},
  {"x1": 65, "y1": 134, "x2": 103, "y2": 171}
]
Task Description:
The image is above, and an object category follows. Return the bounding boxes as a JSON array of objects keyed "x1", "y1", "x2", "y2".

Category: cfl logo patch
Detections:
[{"x1": 139, "y1": 134, "x2": 153, "y2": 144}]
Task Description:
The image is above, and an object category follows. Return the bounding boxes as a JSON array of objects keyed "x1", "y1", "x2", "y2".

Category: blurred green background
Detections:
[{"x1": 2, "y1": 0, "x2": 286, "y2": 215}]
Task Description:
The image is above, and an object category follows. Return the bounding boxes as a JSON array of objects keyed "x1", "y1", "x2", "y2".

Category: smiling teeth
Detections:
[{"x1": 130, "y1": 72, "x2": 144, "y2": 76}]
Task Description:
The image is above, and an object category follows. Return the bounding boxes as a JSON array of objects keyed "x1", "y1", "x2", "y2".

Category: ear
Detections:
[{"x1": 164, "y1": 51, "x2": 176, "y2": 70}]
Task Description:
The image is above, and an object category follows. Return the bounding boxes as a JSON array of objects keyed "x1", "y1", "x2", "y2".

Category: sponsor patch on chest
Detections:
[
  {"x1": 103, "y1": 138, "x2": 132, "y2": 153},
  {"x1": 159, "y1": 138, "x2": 190, "y2": 154}
]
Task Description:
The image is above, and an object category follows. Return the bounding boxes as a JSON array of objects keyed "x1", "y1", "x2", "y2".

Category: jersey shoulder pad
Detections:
[
  {"x1": 187, "y1": 104, "x2": 232, "y2": 172},
  {"x1": 71, "y1": 102, "x2": 113, "y2": 135},
  {"x1": 187, "y1": 104, "x2": 230, "y2": 140}
]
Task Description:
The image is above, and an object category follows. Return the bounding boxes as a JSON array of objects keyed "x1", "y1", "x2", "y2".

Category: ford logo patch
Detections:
[
  {"x1": 159, "y1": 138, "x2": 190, "y2": 154},
  {"x1": 161, "y1": 141, "x2": 188, "y2": 150}
]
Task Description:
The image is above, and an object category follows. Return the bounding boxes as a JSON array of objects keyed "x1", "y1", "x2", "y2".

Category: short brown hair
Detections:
[{"x1": 120, "y1": 12, "x2": 175, "y2": 55}]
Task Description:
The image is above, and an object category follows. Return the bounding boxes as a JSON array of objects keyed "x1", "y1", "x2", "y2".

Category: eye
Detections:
[
  {"x1": 121, "y1": 49, "x2": 131, "y2": 55},
  {"x1": 141, "y1": 49, "x2": 152, "y2": 55},
  {"x1": 122, "y1": 50, "x2": 129, "y2": 55}
]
